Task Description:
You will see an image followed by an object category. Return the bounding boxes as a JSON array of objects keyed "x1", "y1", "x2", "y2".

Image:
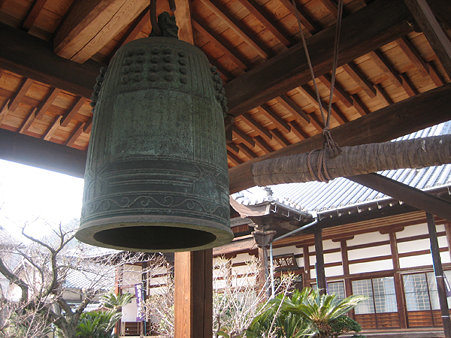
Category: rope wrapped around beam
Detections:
[{"x1": 252, "y1": 135, "x2": 451, "y2": 186}]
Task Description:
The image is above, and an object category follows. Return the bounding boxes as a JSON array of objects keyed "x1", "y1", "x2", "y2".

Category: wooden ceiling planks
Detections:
[{"x1": 0, "y1": 0, "x2": 449, "y2": 166}]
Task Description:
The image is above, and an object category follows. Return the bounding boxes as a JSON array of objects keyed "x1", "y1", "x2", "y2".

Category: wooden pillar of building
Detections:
[
  {"x1": 445, "y1": 222, "x2": 451, "y2": 260},
  {"x1": 174, "y1": 250, "x2": 213, "y2": 338},
  {"x1": 314, "y1": 228, "x2": 327, "y2": 294},
  {"x1": 389, "y1": 232, "x2": 408, "y2": 329},
  {"x1": 253, "y1": 230, "x2": 276, "y2": 295},
  {"x1": 426, "y1": 213, "x2": 451, "y2": 338}
]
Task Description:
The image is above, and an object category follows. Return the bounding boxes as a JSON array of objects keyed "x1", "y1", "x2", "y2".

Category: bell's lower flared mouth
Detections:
[{"x1": 75, "y1": 215, "x2": 233, "y2": 252}]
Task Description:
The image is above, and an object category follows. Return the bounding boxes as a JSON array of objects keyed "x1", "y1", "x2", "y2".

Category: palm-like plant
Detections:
[
  {"x1": 100, "y1": 291, "x2": 133, "y2": 311},
  {"x1": 247, "y1": 288, "x2": 365, "y2": 337},
  {"x1": 75, "y1": 310, "x2": 122, "y2": 338}
]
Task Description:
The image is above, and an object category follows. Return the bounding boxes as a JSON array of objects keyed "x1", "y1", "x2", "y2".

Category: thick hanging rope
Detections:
[{"x1": 290, "y1": 0, "x2": 344, "y2": 181}]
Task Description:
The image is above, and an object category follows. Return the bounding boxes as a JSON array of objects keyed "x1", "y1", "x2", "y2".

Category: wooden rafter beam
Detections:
[
  {"x1": 278, "y1": 0, "x2": 317, "y2": 33},
  {"x1": 191, "y1": 17, "x2": 250, "y2": 70},
  {"x1": 224, "y1": 0, "x2": 414, "y2": 117},
  {"x1": 8, "y1": 78, "x2": 34, "y2": 111},
  {"x1": 0, "y1": 22, "x2": 100, "y2": 98},
  {"x1": 228, "y1": 84, "x2": 451, "y2": 193},
  {"x1": 350, "y1": 174, "x2": 451, "y2": 221},
  {"x1": 54, "y1": 0, "x2": 148, "y2": 63},
  {"x1": 404, "y1": 0, "x2": 451, "y2": 78},
  {"x1": 0, "y1": 128, "x2": 86, "y2": 177},
  {"x1": 198, "y1": 0, "x2": 270, "y2": 59},
  {"x1": 22, "y1": 0, "x2": 47, "y2": 31},
  {"x1": 174, "y1": 0, "x2": 194, "y2": 45},
  {"x1": 342, "y1": 62, "x2": 376, "y2": 98},
  {"x1": 236, "y1": 0, "x2": 292, "y2": 47}
]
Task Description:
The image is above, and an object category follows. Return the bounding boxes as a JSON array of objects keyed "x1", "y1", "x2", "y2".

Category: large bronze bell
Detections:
[{"x1": 76, "y1": 13, "x2": 232, "y2": 252}]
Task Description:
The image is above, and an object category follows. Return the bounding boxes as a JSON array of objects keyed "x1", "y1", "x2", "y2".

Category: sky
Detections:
[{"x1": 0, "y1": 159, "x2": 84, "y2": 238}]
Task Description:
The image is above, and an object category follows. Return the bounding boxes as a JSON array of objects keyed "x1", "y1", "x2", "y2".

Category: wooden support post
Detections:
[
  {"x1": 303, "y1": 246, "x2": 310, "y2": 288},
  {"x1": 389, "y1": 232, "x2": 408, "y2": 329},
  {"x1": 174, "y1": 250, "x2": 213, "y2": 338},
  {"x1": 445, "y1": 222, "x2": 451, "y2": 261},
  {"x1": 314, "y1": 228, "x2": 326, "y2": 295},
  {"x1": 426, "y1": 213, "x2": 451, "y2": 338}
]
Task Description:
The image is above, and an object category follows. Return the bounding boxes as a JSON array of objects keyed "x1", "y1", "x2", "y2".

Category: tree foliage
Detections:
[{"x1": 0, "y1": 221, "x2": 148, "y2": 338}]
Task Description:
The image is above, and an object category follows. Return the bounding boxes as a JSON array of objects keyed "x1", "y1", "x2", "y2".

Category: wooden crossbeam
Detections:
[
  {"x1": 260, "y1": 104, "x2": 291, "y2": 133},
  {"x1": 400, "y1": 73, "x2": 419, "y2": 96},
  {"x1": 227, "y1": 150, "x2": 243, "y2": 166},
  {"x1": 370, "y1": 50, "x2": 404, "y2": 88},
  {"x1": 118, "y1": 8, "x2": 150, "y2": 48},
  {"x1": 22, "y1": 0, "x2": 47, "y2": 31},
  {"x1": 350, "y1": 173, "x2": 451, "y2": 221},
  {"x1": 35, "y1": 88, "x2": 61, "y2": 119},
  {"x1": 198, "y1": 0, "x2": 269, "y2": 59},
  {"x1": 232, "y1": 126, "x2": 255, "y2": 148},
  {"x1": 375, "y1": 84, "x2": 394, "y2": 105},
  {"x1": 278, "y1": 95, "x2": 310, "y2": 123},
  {"x1": 229, "y1": 84, "x2": 451, "y2": 193},
  {"x1": 9, "y1": 78, "x2": 34, "y2": 111},
  {"x1": 0, "y1": 128, "x2": 86, "y2": 178},
  {"x1": 404, "y1": 0, "x2": 451, "y2": 78},
  {"x1": 318, "y1": 0, "x2": 338, "y2": 16},
  {"x1": 289, "y1": 120, "x2": 309, "y2": 141},
  {"x1": 426, "y1": 62, "x2": 445, "y2": 86},
  {"x1": 174, "y1": 0, "x2": 194, "y2": 45},
  {"x1": 237, "y1": 143, "x2": 257, "y2": 159},
  {"x1": 65, "y1": 122, "x2": 86, "y2": 147},
  {"x1": 342, "y1": 63, "x2": 377, "y2": 98},
  {"x1": 0, "y1": 23, "x2": 100, "y2": 98},
  {"x1": 18, "y1": 108, "x2": 37, "y2": 133},
  {"x1": 54, "y1": 0, "x2": 148, "y2": 63},
  {"x1": 0, "y1": 98, "x2": 10, "y2": 125},
  {"x1": 60, "y1": 97, "x2": 86, "y2": 127},
  {"x1": 397, "y1": 37, "x2": 429, "y2": 76},
  {"x1": 241, "y1": 113, "x2": 272, "y2": 141},
  {"x1": 43, "y1": 115, "x2": 62, "y2": 141},
  {"x1": 318, "y1": 75, "x2": 353, "y2": 107},
  {"x1": 236, "y1": 0, "x2": 291, "y2": 47},
  {"x1": 191, "y1": 17, "x2": 250, "y2": 70},
  {"x1": 351, "y1": 94, "x2": 370, "y2": 116},
  {"x1": 271, "y1": 128, "x2": 291, "y2": 147},
  {"x1": 224, "y1": 0, "x2": 413, "y2": 117},
  {"x1": 254, "y1": 135, "x2": 273, "y2": 153},
  {"x1": 278, "y1": 0, "x2": 317, "y2": 33}
]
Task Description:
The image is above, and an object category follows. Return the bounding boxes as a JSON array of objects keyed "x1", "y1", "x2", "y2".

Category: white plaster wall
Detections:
[
  {"x1": 396, "y1": 223, "x2": 428, "y2": 238},
  {"x1": 310, "y1": 264, "x2": 343, "y2": 278},
  {"x1": 399, "y1": 253, "x2": 432, "y2": 268},
  {"x1": 272, "y1": 245, "x2": 298, "y2": 256},
  {"x1": 325, "y1": 265, "x2": 343, "y2": 277},
  {"x1": 122, "y1": 298, "x2": 138, "y2": 322},
  {"x1": 323, "y1": 239, "x2": 341, "y2": 250},
  {"x1": 347, "y1": 244, "x2": 391, "y2": 260},
  {"x1": 309, "y1": 255, "x2": 316, "y2": 266},
  {"x1": 397, "y1": 238, "x2": 430, "y2": 253},
  {"x1": 324, "y1": 252, "x2": 342, "y2": 263},
  {"x1": 441, "y1": 251, "x2": 451, "y2": 264},
  {"x1": 347, "y1": 232, "x2": 389, "y2": 246},
  {"x1": 349, "y1": 259, "x2": 393, "y2": 274}
]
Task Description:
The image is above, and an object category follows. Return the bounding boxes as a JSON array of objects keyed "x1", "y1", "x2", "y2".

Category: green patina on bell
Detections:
[{"x1": 76, "y1": 13, "x2": 232, "y2": 252}]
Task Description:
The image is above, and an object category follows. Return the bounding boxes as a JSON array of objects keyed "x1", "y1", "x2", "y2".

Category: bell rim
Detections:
[{"x1": 76, "y1": 214, "x2": 233, "y2": 252}]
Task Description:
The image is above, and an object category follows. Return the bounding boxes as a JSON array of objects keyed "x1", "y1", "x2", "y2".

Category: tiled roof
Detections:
[{"x1": 232, "y1": 122, "x2": 451, "y2": 215}]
